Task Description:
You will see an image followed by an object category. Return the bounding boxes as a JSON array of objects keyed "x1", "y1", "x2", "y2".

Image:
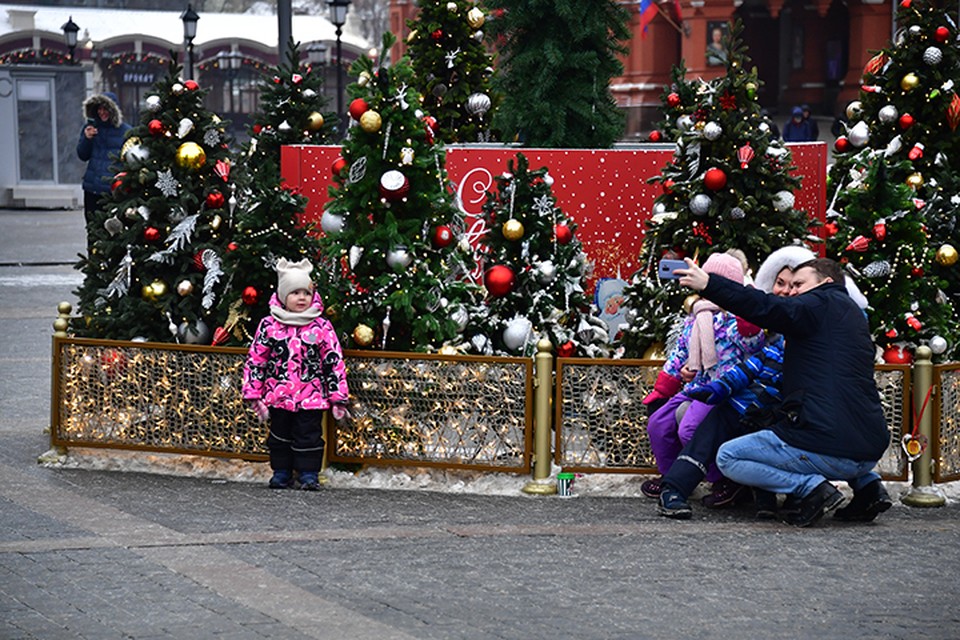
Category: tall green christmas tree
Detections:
[
  {"x1": 485, "y1": 0, "x2": 630, "y2": 147},
  {"x1": 73, "y1": 62, "x2": 235, "y2": 343},
  {"x1": 315, "y1": 33, "x2": 481, "y2": 352},
  {"x1": 827, "y1": 153, "x2": 958, "y2": 361},
  {"x1": 405, "y1": 0, "x2": 497, "y2": 143},
  {"x1": 471, "y1": 153, "x2": 609, "y2": 357},
  {"x1": 214, "y1": 42, "x2": 335, "y2": 346},
  {"x1": 827, "y1": 0, "x2": 960, "y2": 359},
  {"x1": 618, "y1": 22, "x2": 814, "y2": 357}
]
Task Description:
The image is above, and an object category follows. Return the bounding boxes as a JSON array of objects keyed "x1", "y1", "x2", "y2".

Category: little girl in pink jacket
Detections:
[{"x1": 243, "y1": 258, "x2": 349, "y2": 490}]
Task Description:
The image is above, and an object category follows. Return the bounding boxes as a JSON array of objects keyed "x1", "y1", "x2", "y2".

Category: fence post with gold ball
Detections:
[
  {"x1": 39, "y1": 302, "x2": 72, "y2": 463},
  {"x1": 523, "y1": 338, "x2": 557, "y2": 495},
  {"x1": 902, "y1": 346, "x2": 945, "y2": 507}
]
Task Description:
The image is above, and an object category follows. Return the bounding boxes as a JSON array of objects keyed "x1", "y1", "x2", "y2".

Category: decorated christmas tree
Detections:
[
  {"x1": 315, "y1": 33, "x2": 482, "y2": 352},
  {"x1": 213, "y1": 42, "x2": 335, "y2": 346},
  {"x1": 405, "y1": 0, "x2": 497, "y2": 143},
  {"x1": 471, "y1": 153, "x2": 609, "y2": 357},
  {"x1": 827, "y1": 0, "x2": 960, "y2": 359},
  {"x1": 648, "y1": 62, "x2": 698, "y2": 143},
  {"x1": 73, "y1": 62, "x2": 235, "y2": 343},
  {"x1": 827, "y1": 153, "x2": 958, "y2": 362},
  {"x1": 618, "y1": 22, "x2": 814, "y2": 357},
  {"x1": 485, "y1": 0, "x2": 630, "y2": 147}
]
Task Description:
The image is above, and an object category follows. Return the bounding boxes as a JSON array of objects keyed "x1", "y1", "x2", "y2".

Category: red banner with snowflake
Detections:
[{"x1": 282, "y1": 143, "x2": 827, "y2": 281}]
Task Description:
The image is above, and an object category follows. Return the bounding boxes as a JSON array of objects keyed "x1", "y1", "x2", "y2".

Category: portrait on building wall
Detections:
[{"x1": 706, "y1": 22, "x2": 728, "y2": 66}]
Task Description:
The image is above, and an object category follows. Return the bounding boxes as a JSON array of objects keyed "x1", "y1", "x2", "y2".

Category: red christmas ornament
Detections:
[
  {"x1": 908, "y1": 142, "x2": 924, "y2": 161},
  {"x1": 935, "y1": 26, "x2": 950, "y2": 43},
  {"x1": 291, "y1": 73, "x2": 303, "y2": 85},
  {"x1": 648, "y1": 130, "x2": 662, "y2": 142},
  {"x1": 737, "y1": 144, "x2": 755, "y2": 169},
  {"x1": 824, "y1": 221, "x2": 839, "y2": 237},
  {"x1": 272, "y1": 75, "x2": 281, "y2": 84},
  {"x1": 834, "y1": 136, "x2": 850, "y2": 153},
  {"x1": 193, "y1": 250, "x2": 208, "y2": 271},
  {"x1": 205, "y1": 191, "x2": 225, "y2": 209},
  {"x1": 898, "y1": 113, "x2": 914, "y2": 130},
  {"x1": 484, "y1": 265, "x2": 516, "y2": 297},
  {"x1": 348, "y1": 98, "x2": 369, "y2": 120},
  {"x1": 912, "y1": 266, "x2": 924, "y2": 277},
  {"x1": 379, "y1": 170, "x2": 410, "y2": 201},
  {"x1": 883, "y1": 344, "x2": 913, "y2": 365},
  {"x1": 332, "y1": 156, "x2": 348, "y2": 176},
  {"x1": 557, "y1": 341, "x2": 576, "y2": 358},
  {"x1": 184, "y1": 79, "x2": 199, "y2": 91},
  {"x1": 422, "y1": 115, "x2": 438, "y2": 144},
  {"x1": 214, "y1": 159, "x2": 231, "y2": 182},
  {"x1": 432, "y1": 225, "x2": 454, "y2": 248},
  {"x1": 946, "y1": 93, "x2": 960, "y2": 132},
  {"x1": 873, "y1": 220, "x2": 887, "y2": 241},
  {"x1": 899, "y1": 0, "x2": 911, "y2": 7},
  {"x1": 148, "y1": 119, "x2": 164, "y2": 136},
  {"x1": 862, "y1": 53, "x2": 889, "y2": 78},
  {"x1": 227, "y1": 242, "x2": 239, "y2": 252},
  {"x1": 111, "y1": 172, "x2": 126, "y2": 192},
  {"x1": 99, "y1": 349, "x2": 127, "y2": 380},
  {"x1": 662, "y1": 179, "x2": 675, "y2": 194},
  {"x1": 431, "y1": 29, "x2": 444, "y2": 40},
  {"x1": 886, "y1": 328, "x2": 898, "y2": 339},
  {"x1": 905, "y1": 313, "x2": 922, "y2": 331},
  {"x1": 666, "y1": 92, "x2": 681, "y2": 107},
  {"x1": 554, "y1": 223, "x2": 573, "y2": 245},
  {"x1": 252, "y1": 123, "x2": 263, "y2": 135},
  {"x1": 846, "y1": 235, "x2": 870, "y2": 252},
  {"x1": 212, "y1": 326, "x2": 230, "y2": 346},
  {"x1": 242, "y1": 286, "x2": 259, "y2": 305},
  {"x1": 144, "y1": 226, "x2": 160, "y2": 242},
  {"x1": 704, "y1": 167, "x2": 727, "y2": 191}
]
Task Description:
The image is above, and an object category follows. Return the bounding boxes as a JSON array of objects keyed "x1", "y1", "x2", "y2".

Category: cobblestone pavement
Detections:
[{"x1": 2, "y1": 209, "x2": 960, "y2": 640}]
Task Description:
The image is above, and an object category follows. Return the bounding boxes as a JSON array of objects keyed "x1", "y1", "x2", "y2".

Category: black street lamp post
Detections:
[
  {"x1": 180, "y1": 4, "x2": 200, "y2": 80},
  {"x1": 326, "y1": 0, "x2": 351, "y2": 137},
  {"x1": 61, "y1": 16, "x2": 80, "y2": 64}
]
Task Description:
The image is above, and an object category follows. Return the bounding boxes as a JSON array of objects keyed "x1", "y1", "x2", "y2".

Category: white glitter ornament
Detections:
[
  {"x1": 689, "y1": 193, "x2": 712, "y2": 215},
  {"x1": 923, "y1": 46, "x2": 943, "y2": 66},
  {"x1": 320, "y1": 210, "x2": 344, "y2": 234},
  {"x1": 730, "y1": 207, "x2": 746, "y2": 219},
  {"x1": 703, "y1": 121, "x2": 722, "y2": 140},
  {"x1": 862, "y1": 260, "x2": 891, "y2": 278},
  {"x1": 537, "y1": 260, "x2": 557, "y2": 284},
  {"x1": 145, "y1": 95, "x2": 161, "y2": 111},
  {"x1": 386, "y1": 246, "x2": 413, "y2": 270},
  {"x1": 177, "y1": 117, "x2": 194, "y2": 138},
  {"x1": 772, "y1": 190, "x2": 795, "y2": 212},
  {"x1": 878, "y1": 105, "x2": 898, "y2": 123},
  {"x1": 502, "y1": 316, "x2": 533, "y2": 351}
]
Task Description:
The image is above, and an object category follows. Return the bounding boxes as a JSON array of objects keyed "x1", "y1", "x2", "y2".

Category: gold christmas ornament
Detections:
[
  {"x1": 177, "y1": 280, "x2": 194, "y2": 296},
  {"x1": 406, "y1": 30, "x2": 418, "y2": 43},
  {"x1": 175, "y1": 142, "x2": 206, "y2": 170},
  {"x1": 306, "y1": 111, "x2": 325, "y2": 131},
  {"x1": 359, "y1": 110, "x2": 382, "y2": 133},
  {"x1": 936, "y1": 244, "x2": 959, "y2": 266},
  {"x1": 502, "y1": 219, "x2": 525, "y2": 241},
  {"x1": 900, "y1": 73, "x2": 920, "y2": 91},
  {"x1": 467, "y1": 7, "x2": 485, "y2": 29},
  {"x1": 643, "y1": 342, "x2": 666, "y2": 360},
  {"x1": 905, "y1": 172, "x2": 924, "y2": 188},
  {"x1": 150, "y1": 279, "x2": 168, "y2": 298},
  {"x1": 353, "y1": 323, "x2": 375, "y2": 347}
]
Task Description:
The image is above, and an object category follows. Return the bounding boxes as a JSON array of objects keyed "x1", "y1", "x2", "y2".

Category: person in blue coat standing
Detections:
[{"x1": 76, "y1": 92, "x2": 131, "y2": 249}]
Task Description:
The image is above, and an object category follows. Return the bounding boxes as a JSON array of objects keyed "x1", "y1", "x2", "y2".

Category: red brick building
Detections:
[{"x1": 388, "y1": 0, "x2": 893, "y2": 139}]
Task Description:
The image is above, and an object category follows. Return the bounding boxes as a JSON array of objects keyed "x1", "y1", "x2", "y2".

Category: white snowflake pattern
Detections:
[
  {"x1": 203, "y1": 128, "x2": 220, "y2": 146},
  {"x1": 156, "y1": 169, "x2": 179, "y2": 197},
  {"x1": 533, "y1": 194, "x2": 554, "y2": 218}
]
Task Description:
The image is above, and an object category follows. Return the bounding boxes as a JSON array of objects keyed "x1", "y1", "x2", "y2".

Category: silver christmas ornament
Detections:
[
  {"x1": 145, "y1": 95, "x2": 161, "y2": 111},
  {"x1": 386, "y1": 246, "x2": 413, "y2": 270},
  {"x1": 178, "y1": 319, "x2": 210, "y2": 345},
  {"x1": 772, "y1": 190, "x2": 796, "y2": 212},
  {"x1": 730, "y1": 207, "x2": 746, "y2": 219},
  {"x1": 466, "y1": 92, "x2": 492, "y2": 116},
  {"x1": 929, "y1": 335, "x2": 948, "y2": 355},
  {"x1": 862, "y1": 260, "x2": 892, "y2": 278},
  {"x1": 320, "y1": 210, "x2": 344, "y2": 234},
  {"x1": 689, "y1": 193, "x2": 712, "y2": 215},
  {"x1": 103, "y1": 216, "x2": 123, "y2": 236},
  {"x1": 502, "y1": 316, "x2": 533, "y2": 351},
  {"x1": 878, "y1": 104, "x2": 898, "y2": 123},
  {"x1": 848, "y1": 121, "x2": 870, "y2": 147},
  {"x1": 703, "y1": 121, "x2": 722, "y2": 140},
  {"x1": 923, "y1": 46, "x2": 943, "y2": 66}
]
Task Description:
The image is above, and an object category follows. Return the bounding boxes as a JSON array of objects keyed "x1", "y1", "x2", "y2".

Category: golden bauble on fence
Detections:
[
  {"x1": 175, "y1": 142, "x2": 206, "y2": 170},
  {"x1": 936, "y1": 244, "x2": 959, "y2": 266},
  {"x1": 307, "y1": 111, "x2": 324, "y2": 131},
  {"x1": 502, "y1": 219, "x2": 524, "y2": 241}
]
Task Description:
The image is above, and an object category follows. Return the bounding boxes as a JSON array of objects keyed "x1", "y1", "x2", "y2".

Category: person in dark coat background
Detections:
[
  {"x1": 675, "y1": 258, "x2": 891, "y2": 527},
  {"x1": 781, "y1": 105, "x2": 815, "y2": 142},
  {"x1": 76, "y1": 92, "x2": 131, "y2": 247}
]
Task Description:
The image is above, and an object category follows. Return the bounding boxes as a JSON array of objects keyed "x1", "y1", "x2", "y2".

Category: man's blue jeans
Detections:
[{"x1": 716, "y1": 429, "x2": 881, "y2": 498}]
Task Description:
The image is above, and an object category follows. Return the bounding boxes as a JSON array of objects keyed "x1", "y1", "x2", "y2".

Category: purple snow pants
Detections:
[{"x1": 646, "y1": 393, "x2": 722, "y2": 482}]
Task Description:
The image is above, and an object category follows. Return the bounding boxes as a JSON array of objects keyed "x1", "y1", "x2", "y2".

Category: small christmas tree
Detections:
[
  {"x1": 214, "y1": 42, "x2": 334, "y2": 345},
  {"x1": 486, "y1": 0, "x2": 630, "y2": 147},
  {"x1": 73, "y1": 62, "x2": 235, "y2": 343},
  {"x1": 828, "y1": 152, "x2": 958, "y2": 361},
  {"x1": 472, "y1": 153, "x2": 609, "y2": 357},
  {"x1": 827, "y1": 0, "x2": 960, "y2": 359},
  {"x1": 618, "y1": 22, "x2": 814, "y2": 357},
  {"x1": 315, "y1": 33, "x2": 481, "y2": 352},
  {"x1": 405, "y1": 0, "x2": 497, "y2": 143}
]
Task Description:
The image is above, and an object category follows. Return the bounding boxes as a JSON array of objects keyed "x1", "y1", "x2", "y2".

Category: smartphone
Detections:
[{"x1": 658, "y1": 258, "x2": 687, "y2": 280}]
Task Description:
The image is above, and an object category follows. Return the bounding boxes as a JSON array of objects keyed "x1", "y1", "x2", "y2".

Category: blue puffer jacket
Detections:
[{"x1": 76, "y1": 92, "x2": 131, "y2": 194}]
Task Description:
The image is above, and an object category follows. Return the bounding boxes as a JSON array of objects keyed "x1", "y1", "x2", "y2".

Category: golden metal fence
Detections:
[{"x1": 934, "y1": 365, "x2": 960, "y2": 482}]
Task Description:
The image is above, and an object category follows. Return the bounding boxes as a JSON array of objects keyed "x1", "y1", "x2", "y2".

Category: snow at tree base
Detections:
[
  {"x1": 74, "y1": 61, "x2": 235, "y2": 343},
  {"x1": 618, "y1": 22, "x2": 814, "y2": 358},
  {"x1": 315, "y1": 33, "x2": 482, "y2": 352},
  {"x1": 827, "y1": 0, "x2": 960, "y2": 362},
  {"x1": 214, "y1": 41, "x2": 335, "y2": 346}
]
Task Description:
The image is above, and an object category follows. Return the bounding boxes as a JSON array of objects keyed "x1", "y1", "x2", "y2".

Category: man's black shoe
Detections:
[
  {"x1": 833, "y1": 479, "x2": 892, "y2": 522},
  {"x1": 785, "y1": 481, "x2": 844, "y2": 528},
  {"x1": 754, "y1": 489, "x2": 778, "y2": 520}
]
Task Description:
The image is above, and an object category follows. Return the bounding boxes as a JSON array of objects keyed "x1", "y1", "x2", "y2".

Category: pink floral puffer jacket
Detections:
[{"x1": 242, "y1": 292, "x2": 349, "y2": 411}]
